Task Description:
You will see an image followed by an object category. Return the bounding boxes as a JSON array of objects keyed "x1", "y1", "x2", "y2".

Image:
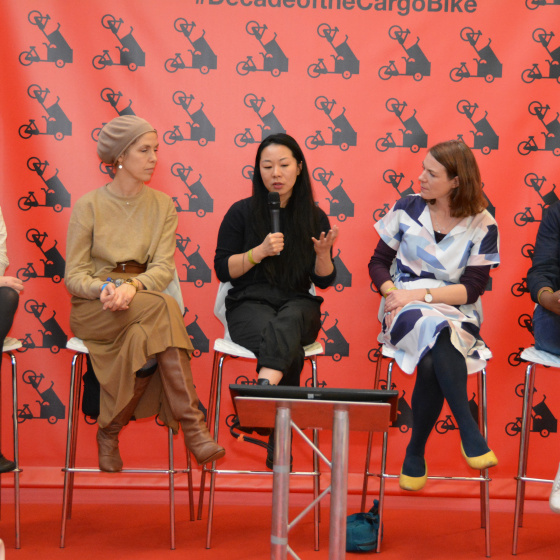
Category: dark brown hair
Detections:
[{"x1": 428, "y1": 140, "x2": 487, "y2": 218}]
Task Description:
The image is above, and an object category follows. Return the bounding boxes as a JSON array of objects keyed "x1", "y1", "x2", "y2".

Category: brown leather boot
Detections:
[
  {"x1": 156, "y1": 347, "x2": 225, "y2": 465},
  {"x1": 97, "y1": 375, "x2": 152, "y2": 472}
]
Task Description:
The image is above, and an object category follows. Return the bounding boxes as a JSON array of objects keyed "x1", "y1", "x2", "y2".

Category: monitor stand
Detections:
[{"x1": 234, "y1": 396, "x2": 393, "y2": 560}]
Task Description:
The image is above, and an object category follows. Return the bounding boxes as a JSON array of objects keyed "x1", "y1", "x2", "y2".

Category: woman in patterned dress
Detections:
[{"x1": 368, "y1": 140, "x2": 499, "y2": 491}]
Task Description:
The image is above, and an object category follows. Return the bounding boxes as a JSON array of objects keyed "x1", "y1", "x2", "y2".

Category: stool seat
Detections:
[
  {"x1": 214, "y1": 338, "x2": 323, "y2": 360},
  {"x1": 2, "y1": 338, "x2": 22, "y2": 352},
  {"x1": 380, "y1": 343, "x2": 493, "y2": 361},
  {"x1": 66, "y1": 337, "x2": 88, "y2": 354},
  {"x1": 520, "y1": 346, "x2": 560, "y2": 367}
]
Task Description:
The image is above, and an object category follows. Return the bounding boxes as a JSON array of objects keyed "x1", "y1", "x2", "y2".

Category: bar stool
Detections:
[
  {"x1": 361, "y1": 344, "x2": 492, "y2": 556},
  {"x1": 1, "y1": 337, "x2": 21, "y2": 549},
  {"x1": 512, "y1": 346, "x2": 560, "y2": 555},
  {"x1": 197, "y1": 282, "x2": 323, "y2": 549},
  {"x1": 61, "y1": 337, "x2": 194, "y2": 549}
]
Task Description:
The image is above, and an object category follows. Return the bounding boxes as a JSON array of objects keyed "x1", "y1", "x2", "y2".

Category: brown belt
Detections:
[{"x1": 112, "y1": 260, "x2": 147, "y2": 274}]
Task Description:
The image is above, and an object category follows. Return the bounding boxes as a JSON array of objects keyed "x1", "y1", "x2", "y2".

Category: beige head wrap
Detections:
[{"x1": 97, "y1": 115, "x2": 156, "y2": 165}]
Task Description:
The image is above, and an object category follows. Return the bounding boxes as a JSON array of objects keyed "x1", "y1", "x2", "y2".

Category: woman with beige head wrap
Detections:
[{"x1": 65, "y1": 115, "x2": 224, "y2": 472}]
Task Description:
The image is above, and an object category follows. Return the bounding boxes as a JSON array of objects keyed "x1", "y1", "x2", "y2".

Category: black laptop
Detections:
[{"x1": 229, "y1": 384, "x2": 399, "y2": 420}]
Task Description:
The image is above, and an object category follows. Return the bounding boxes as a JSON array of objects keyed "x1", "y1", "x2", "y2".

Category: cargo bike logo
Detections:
[
  {"x1": 164, "y1": 18, "x2": 217, "y2": 74},
  {"x1": 378, "y1": 25, "x2": 430, "y2": 81},
  {"x1": 92, "y1": 14, "x2": 145, "y2": 71},
  {"x1": 308, "y1": 23, "x2": 359, "y2": 80},
  {"x1": 19, "y1": 85, "x2": 72, "y2": 141},
  {"x1": 236, "y1": 21, "x2": 288, "y2": 77},
  {"x1": 19, "y1": 10, "x2": 73, "y2": 68},
  {"x1": 234, "y1": 94, "x2": 285, "y2": 148}
]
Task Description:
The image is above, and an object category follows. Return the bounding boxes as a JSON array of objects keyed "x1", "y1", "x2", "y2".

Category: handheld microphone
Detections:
[{"x1": 268, "y1": 191, "x2": 281, "y2": 234}]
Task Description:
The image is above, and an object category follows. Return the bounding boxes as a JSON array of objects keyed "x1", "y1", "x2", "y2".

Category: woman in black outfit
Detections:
[
  {"x1": 214, "y1": 134, "x2": 338, "y2": 463},
  {"x1": 215, "y1": 133, "x2": 338, "y2": 387}
]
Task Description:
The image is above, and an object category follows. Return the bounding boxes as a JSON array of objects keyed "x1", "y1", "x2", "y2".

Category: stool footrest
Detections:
[{"x1": 63, "y1": 467, "x2": 177, "y2": 475}]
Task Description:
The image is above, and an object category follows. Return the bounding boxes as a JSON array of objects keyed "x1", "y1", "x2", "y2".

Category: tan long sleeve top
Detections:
[{"x1": 65, "y1": 184, "x2": 178, "y2": 299}]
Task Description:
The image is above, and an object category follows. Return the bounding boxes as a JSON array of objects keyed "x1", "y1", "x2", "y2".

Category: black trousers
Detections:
[
  {"x1": 226, "y1": 285, "x2": 322, "y2": 387},
  {"x1": 0, "y1": 287, "x2": 19, "y2": 377}
]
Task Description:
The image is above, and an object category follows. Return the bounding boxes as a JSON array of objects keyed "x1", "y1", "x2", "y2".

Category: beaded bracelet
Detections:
[{"x1": 101, "y1": 277, "x2": 114, "y2": 293}]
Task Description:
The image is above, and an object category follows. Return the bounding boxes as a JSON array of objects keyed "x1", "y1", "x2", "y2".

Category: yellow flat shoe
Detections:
[
  {"x1": 461, "y1": 443, "x2": 498, "y2": 470},
  {"x1": 399, "y1": 461, "x2": 427, "y2": 491}
]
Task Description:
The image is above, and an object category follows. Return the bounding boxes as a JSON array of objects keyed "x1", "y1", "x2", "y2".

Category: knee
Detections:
[{"x1": 0, "y1": 287, "x2": 19, "y2": 314}]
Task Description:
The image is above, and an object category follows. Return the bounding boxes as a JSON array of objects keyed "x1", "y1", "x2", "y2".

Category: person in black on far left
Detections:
[{"x1": 0, "y1": 207, "x2": 23, "y2": 472}]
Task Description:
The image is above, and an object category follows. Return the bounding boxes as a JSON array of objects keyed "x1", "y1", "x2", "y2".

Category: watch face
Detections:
[{"x1": 424, "y1": 293, "x2": 433, "y2": 303}]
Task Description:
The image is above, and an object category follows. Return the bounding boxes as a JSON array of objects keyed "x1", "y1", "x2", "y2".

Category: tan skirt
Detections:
[{"x1": 70, "y1": 291, "x2": 193, "y2": 430}]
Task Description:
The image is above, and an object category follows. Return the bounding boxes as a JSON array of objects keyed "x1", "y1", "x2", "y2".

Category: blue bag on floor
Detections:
[{"x1": 346, "y1": 500, "x2": 382, "y2": 553}]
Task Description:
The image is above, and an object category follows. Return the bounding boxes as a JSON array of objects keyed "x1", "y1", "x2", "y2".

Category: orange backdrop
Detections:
[{"x1": 2, "y1": 0, "x2": 560, "y2": 500}]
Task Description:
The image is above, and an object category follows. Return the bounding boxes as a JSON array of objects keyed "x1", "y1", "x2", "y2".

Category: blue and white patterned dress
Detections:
[{"x1": 374, "y1": 195, "x2": 499, "y2": 375}]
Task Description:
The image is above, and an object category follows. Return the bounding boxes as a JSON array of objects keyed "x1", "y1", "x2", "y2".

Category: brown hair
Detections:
[{"x1": 427, "y1": 140, "x2": 487, "y2": 218}]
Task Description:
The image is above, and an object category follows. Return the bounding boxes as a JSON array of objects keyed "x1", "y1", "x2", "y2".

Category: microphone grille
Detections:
[{"x1": 268, "y1": 191, "x2": 280, "y2": 205}]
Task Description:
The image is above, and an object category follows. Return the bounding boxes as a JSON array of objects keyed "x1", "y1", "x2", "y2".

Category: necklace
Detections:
[
  {"x1": 430, "y1": 208, "x2": 459, "y2": 234},
  {"x1": 107, "y1": 182, "x2": 143, "y2": 205}
]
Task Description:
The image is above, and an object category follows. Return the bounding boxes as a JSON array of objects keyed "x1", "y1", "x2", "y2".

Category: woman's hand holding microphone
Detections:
[{"x1": 256, "y1": 232, "x2": 284, "y2": 260}]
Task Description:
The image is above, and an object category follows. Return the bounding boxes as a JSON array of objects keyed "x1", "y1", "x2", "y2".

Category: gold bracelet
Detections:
[
  {"x1": 537, "y1": 287, "x2": 554, "y2": 305},
  {"x1": 247, "y1": 248, "x2": 259, "y2": 266},
  {"x1": 384, "y1": 286, "x2": 397, "y2": 297}
]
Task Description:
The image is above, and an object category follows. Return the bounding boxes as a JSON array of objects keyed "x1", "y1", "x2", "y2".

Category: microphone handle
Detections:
[{"x1": 270, "y1": 209, "x2": 280, "y2": 234}]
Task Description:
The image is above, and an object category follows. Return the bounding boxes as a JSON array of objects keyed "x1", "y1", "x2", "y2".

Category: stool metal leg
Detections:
[
  {"x1": 168, "y1": 427, "x2": 176, "y2": 550},
  {"x1": 9, "y1": 352, "x2": 20, "y2": 549},
  {"x1": 477, "y1": 368, "x2": 491, "y2": 558},
  {"x1": 361, "y1": 350, "x2": 386, "y2": 512},
  {"x1": 68, "y1": 354, "x2": 84, "y2": 520},
  {"x1": 197, "y1": 351, "x2": 222, "y2": 521},
  {"x1": 513, "y1": 362, "x2": 536, "y2": 555},
  {"x1": 309, "y1": 355, "x2": 320, "y2": 551},
  {"x1": 360, "y1": 432, "x2": 374, "y2": 513},
  {"x1": 186, "y1": 450, "x2": 194, "y2": 521},
  {"x1": 204, "y1": 353, "x2": 225, "y2": 548},
  {"x1": 61, "y1": 351, "x2": 83, "y2": 548},
  {"x1": 376, "y1": 359, "x2": 394, "y2": 553}
]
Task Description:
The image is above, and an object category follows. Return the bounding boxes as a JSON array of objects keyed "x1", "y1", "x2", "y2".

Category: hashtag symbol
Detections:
[{"x1": 196, "y1": 0, "x2": 204, "y2": 4}]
